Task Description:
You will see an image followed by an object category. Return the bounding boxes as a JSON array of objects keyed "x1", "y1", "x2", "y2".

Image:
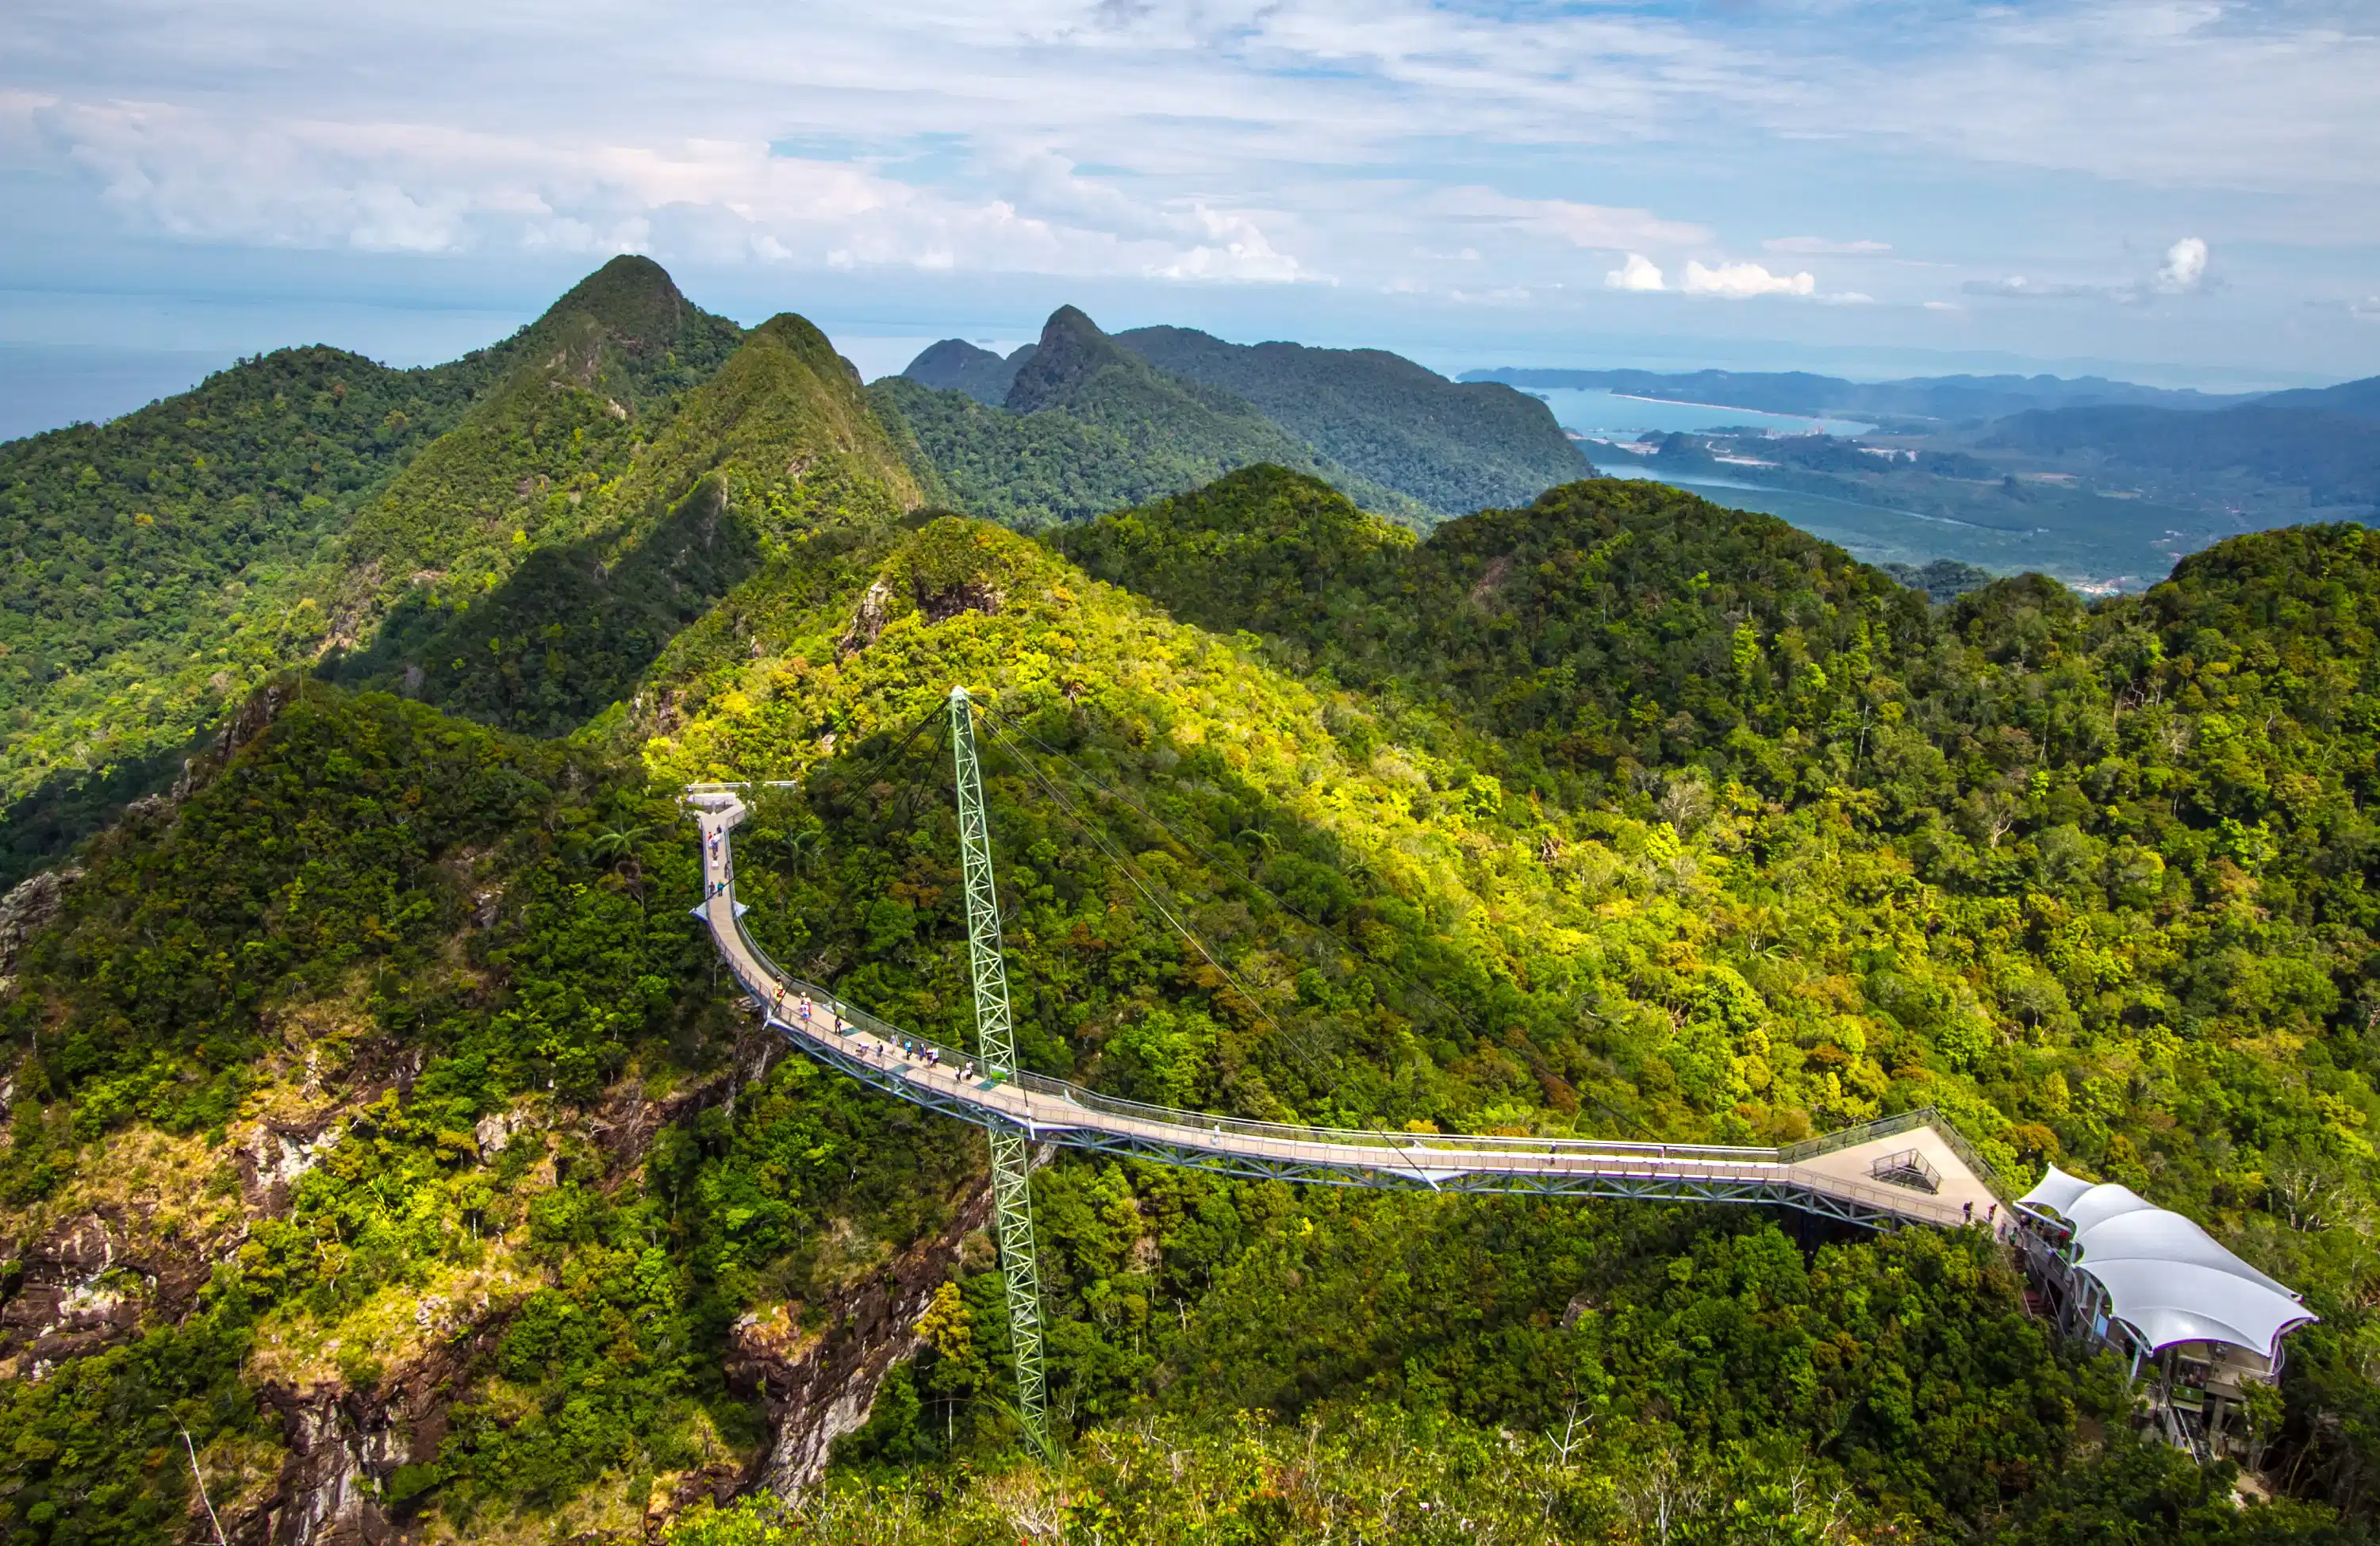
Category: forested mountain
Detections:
[
  {"x1": 1465, "y1": 366, "x2": 2251, "y2": 423},
  {"x1": 0, "y1": 345, "x2": 493, "y2": 879},
  {"x1": 1983, "y1": 401, "x2": 2380, "y2": 510},
  {"x1": 329, "y1": 255, "x2": 747, "y2": 636},
  {"x1": 1113, "y1": 324, "x2": 1591, "y2": 514},
  {"x1": 7, "y1": 255, "x2": 2380, "y2": 1545},
  {"x1": 890, "y1": 309, "x2": 1595, "y2": 523},
  {"x1": 336, "y1": 309, "x2": 923, "y2": 736},
  {"x1": 2255, "y1": 374, "x2": 2380, "y2": 420},
  {"x1": 878, "y1": 306, "x2": 1429, "y2": 527},
  {"x1": 0, "y1": 256, "x2": 750, "y2": 885},
  {"x1": 898, "y1": 338, "x2": 1036, "y2": 405}
]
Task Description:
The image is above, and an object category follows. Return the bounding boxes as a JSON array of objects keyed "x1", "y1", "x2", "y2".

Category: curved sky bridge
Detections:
[{"x1": 685, "y1": 785, "x2": 2006, "y2": 1233}]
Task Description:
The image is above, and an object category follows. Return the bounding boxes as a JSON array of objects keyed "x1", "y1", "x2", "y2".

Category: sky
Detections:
[{"x1": 4, "y1": 0, "x2": 2378, "y2": 435}]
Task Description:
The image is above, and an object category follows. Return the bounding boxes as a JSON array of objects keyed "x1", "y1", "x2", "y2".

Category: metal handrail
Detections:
[
  {"x1": 696, "y1": 790, "x2": 1998, "y2": 1226},
  {"x1": 1783, "y1": 1103, "x2": 2006, "y2": 1202},
  {"x1": 724, "y1": 913, "x2": 1994, "y2": 1234}
]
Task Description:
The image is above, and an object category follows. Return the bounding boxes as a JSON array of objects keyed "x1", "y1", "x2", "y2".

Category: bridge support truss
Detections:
[{"x1": 950, "y1": 687, "x2": 1052, "y2": 1460}]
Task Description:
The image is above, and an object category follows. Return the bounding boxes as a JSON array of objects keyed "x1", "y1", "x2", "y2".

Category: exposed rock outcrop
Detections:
[
  {"x1": 0, "y1": 865, "x2": 79, "y2": 988},
  {"x1": 837, "y1": 577, "x2": 893, "y2": 659},
  {"x1": 0, "y1": 1212, "x2": 156, "y2": 1372},
  {"x1": 731, "y1": 1179, "x2": 995, "y2": 1493},
  {"x1": 254, "y1": 1310, "x2": 509, "y2": 1546}
]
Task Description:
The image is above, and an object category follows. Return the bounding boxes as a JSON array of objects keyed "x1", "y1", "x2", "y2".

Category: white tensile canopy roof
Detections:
[{"x1": 2017, "y1": 1164, "x2": 2317, "y2": 1360}]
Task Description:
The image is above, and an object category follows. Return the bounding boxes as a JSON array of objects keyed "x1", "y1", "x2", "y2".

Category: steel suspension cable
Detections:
[
  {"x1": 981, "y1": 717, "x2": 1300, "y2": 1051},
  {"x1": 988, "y1": 708, "x2": 1651, "y2": 1138},
  {"x1": 983, "y1": 717, "x2": 1445, "y2": 1185}
]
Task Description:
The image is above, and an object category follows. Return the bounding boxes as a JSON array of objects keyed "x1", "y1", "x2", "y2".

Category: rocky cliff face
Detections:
[
  {"x1": 0, "y1": 987, "x2": 983, "y2": 1544},
  {"x1": 0, "y1": 865, "x2": 77, "y2": 995},
  {"x1": 731, "y1": 1179, "x2": 995, "y2": 1494}
]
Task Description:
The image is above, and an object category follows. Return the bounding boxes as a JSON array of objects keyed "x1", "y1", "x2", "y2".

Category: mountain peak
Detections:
[
  {"x1": 536, "y1": 255, "x2": 694, "y2": 351},
  {"x1": 1006, "y1": 305, "x2": 1133, "y2": 413},
  {"x1": 489, "y1": 256, "x2": 743, "y2": 406},
  {"x1": 902, "y1": 339, "x2": 1038, "y2": 405}
]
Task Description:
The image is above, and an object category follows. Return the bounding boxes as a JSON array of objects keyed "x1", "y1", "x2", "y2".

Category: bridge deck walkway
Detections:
[{"x1": 689, "y1": 790, "x2": 2002, "y2": 1231}]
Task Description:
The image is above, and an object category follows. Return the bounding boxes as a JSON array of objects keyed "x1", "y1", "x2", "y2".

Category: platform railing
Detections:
[
  {"x1": 722, "y1": 911, "x2": 2003, "y2": 1211},
  {"x1": 1783, "y1": 1104, "x2": 2007, "y2": 1201},
  {"x1": 695, "y1": 793, "x2": 1999, "y2": 1223}
]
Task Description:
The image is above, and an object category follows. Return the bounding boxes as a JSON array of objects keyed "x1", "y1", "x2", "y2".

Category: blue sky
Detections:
[{"x1": 3, "y1": 0, "x2": 2377, "y2": 432}]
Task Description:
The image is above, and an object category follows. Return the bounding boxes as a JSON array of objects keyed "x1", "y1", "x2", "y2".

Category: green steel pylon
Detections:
[{"x1": 949, "y1": 686, "x2": 1051, "y2": 1460}]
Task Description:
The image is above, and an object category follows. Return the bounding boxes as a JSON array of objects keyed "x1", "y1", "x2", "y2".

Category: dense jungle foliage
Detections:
[
  {"x1": 0, "y1": 682, "x2": 974, "y2": 1539},
  {"x1": 677, "y1": 1401, "x2": 2337, "y2": 1546},
  {"x1": 0, "y1": 346, "x2": 489, "y2": 850},
  {"x1": 899, "y1": 338, "x2": 1037, "y2": 405},
  {"x1": 631, "y1": 501, "x2": 2378, "y2": 1525},
  {"x1": 1050, "y1": 466, "x2": 2380, "y2": 1502},
  {"x1": 1113, "y1": 324, "x2": 1592, "y2": 516},
  {"x1": 881, "y1": 307, "x2": 1426, "y2": 529},
  {"x1": 0, "y1": 256, "x2": 748, "y2": 886},
  {"x1": 7, "y1": 255, "x2": 2380, "y2": 1544}
]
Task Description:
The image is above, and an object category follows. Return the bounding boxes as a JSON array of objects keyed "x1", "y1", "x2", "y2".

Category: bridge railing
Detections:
[
  {"x1": 720, "y1": 909, "x2": 1991, "y2": 1225},
  {"x1": 714, "y1": 903, "x2": 1999, "y2": 1170},
  {"x1": 721, "y1": 908, "x2": 1798, "y2": 1164},
  {"x1": 700, "y1": 797, "x2": 2000, "y2": 1206},
  {"x1": 1782, "y1": 1105, "x2": 2008, "y2": 1202}
]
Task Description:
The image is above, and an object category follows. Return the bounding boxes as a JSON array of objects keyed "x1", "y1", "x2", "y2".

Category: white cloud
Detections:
[
  {"x1": 1604, "y1": 252, "x2": 1665, "y2": 291},
  {"x1": 1967, "y1": 237, "x2": 2215, "y2": 305},
  {"x1": 2, "y1": 90, "x2": 1332, "y2": 283},
  {"x1": 1764, "y1": 236, "x2": 1891, "y2": 255},
  {"x1": 1437, "y1": 189, "x2": 1710, "y2": 250},
  {"x1": 1966, "y1": 274, "x2": 2106, "y2": 301},
  {"x1": 1922, "y1": 299, "x2": 1964, "y2": 311},
  {"x1": 2153, "y1": 235, "x2": 2209, "y2": 293},
  {"x1": 1681, "y1": 259, "x2": 1815, "y2": 298},
  {"x1": 1147, "y1": 205, "x2": 1311, "y2": 282}
]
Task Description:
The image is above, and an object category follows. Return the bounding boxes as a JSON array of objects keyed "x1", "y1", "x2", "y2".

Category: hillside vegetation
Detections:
[
  {"x1": 1055, "y1": 469, "x2": 2380, "y2": 1386},
  {"x1": 1116, "y1": 324, "x2": 1591, "y2": 514},
  {"x1": 0, "y1": 681, "x2": 972, "y2": 1540},
  {"x1": 5, "y1": 257, "x2": 2380, "y2": 1544},
  {"x1": 0, "y1": 346, "x2": 494, "y2": 878},
  {"x1": 883, "y1": 307, "x2": 1429, "y2": 528}
]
